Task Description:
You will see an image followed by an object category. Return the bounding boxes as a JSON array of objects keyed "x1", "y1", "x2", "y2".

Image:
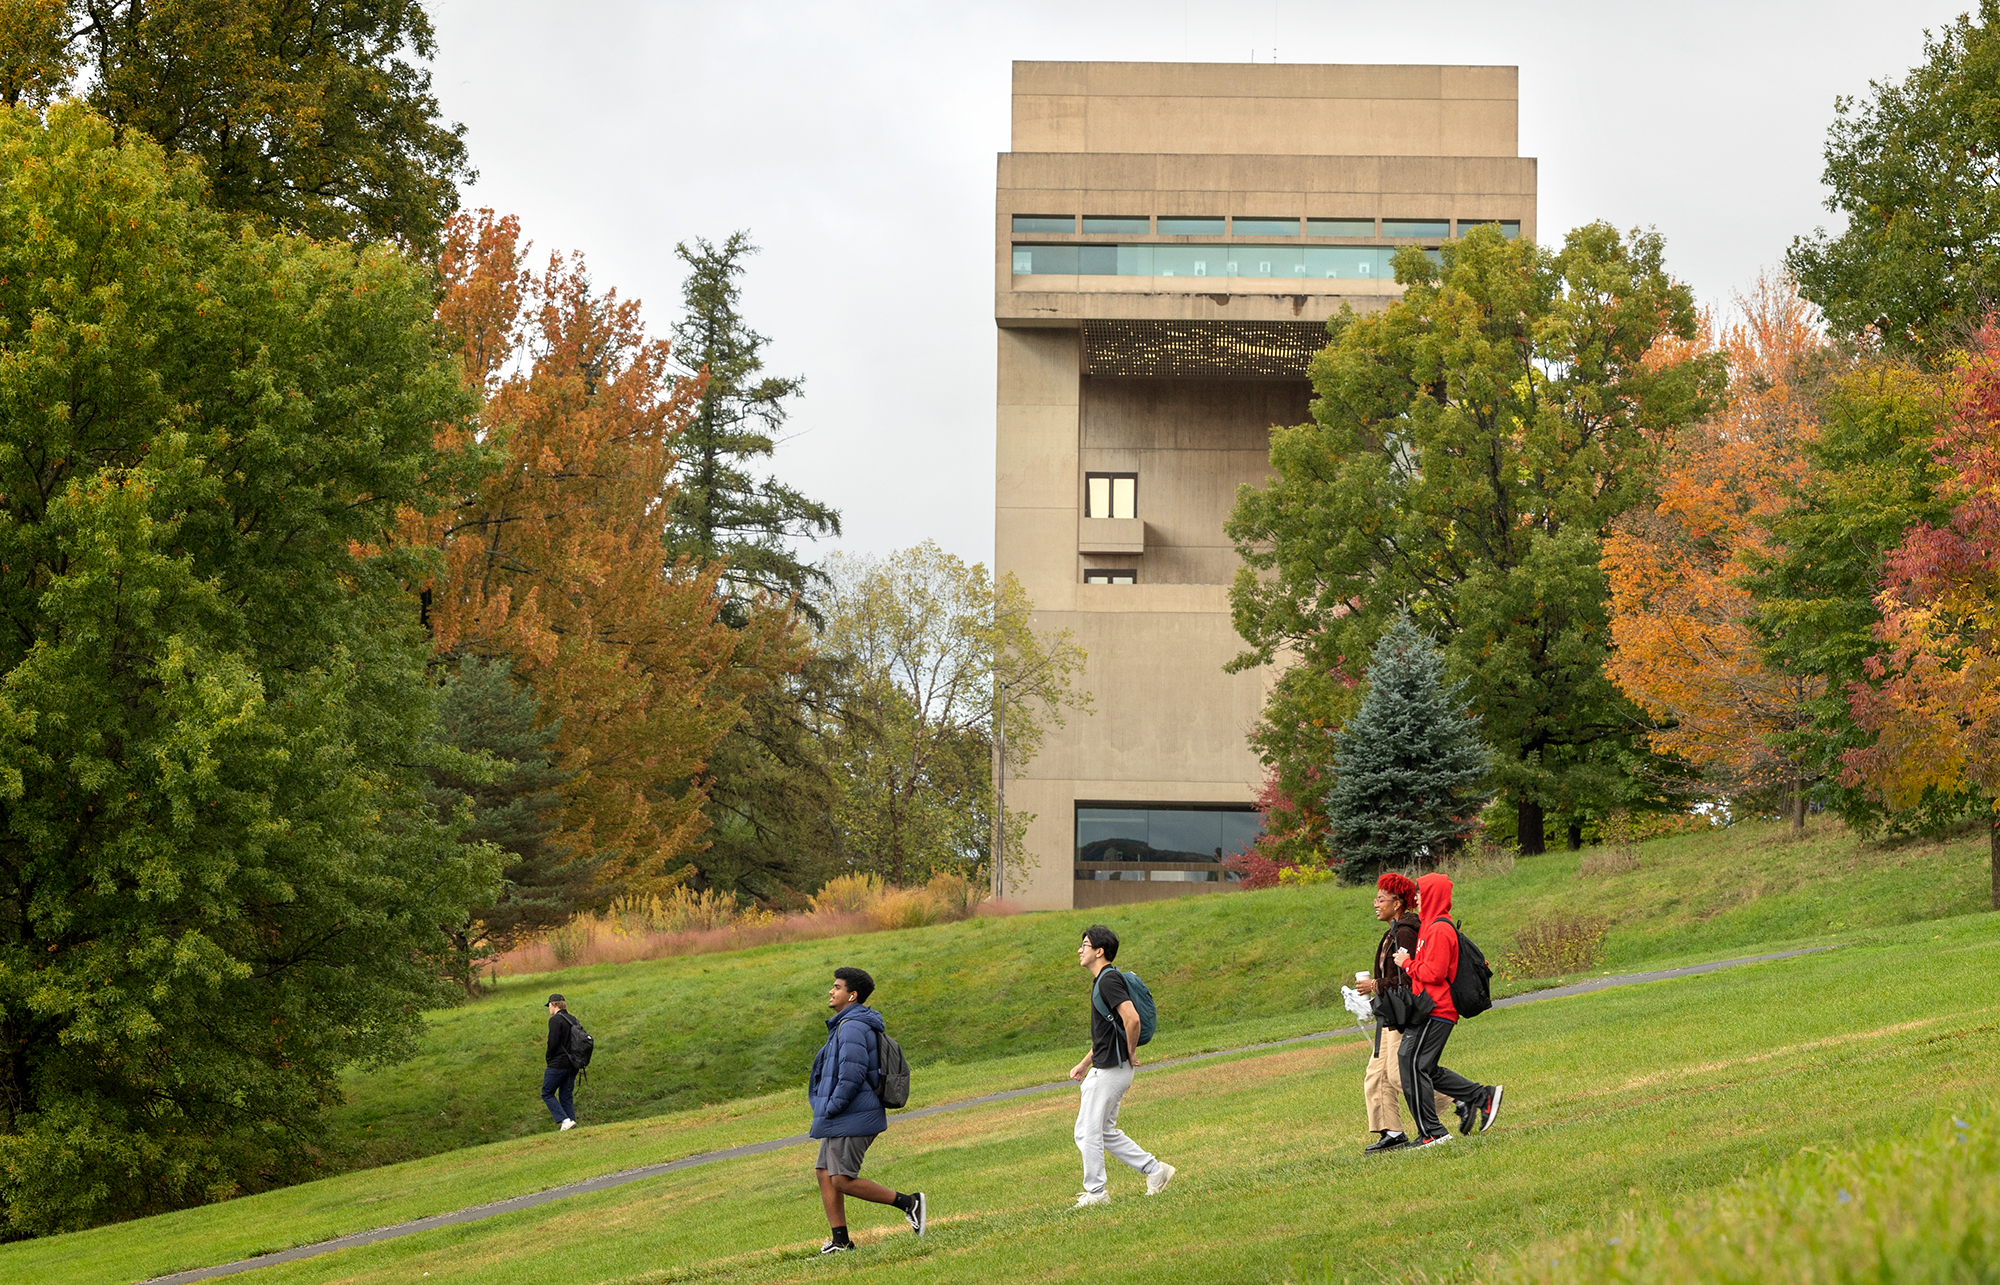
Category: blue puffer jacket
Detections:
[{"x1": 809, "y1": 1004, "x2": 886, "y2": 1139}]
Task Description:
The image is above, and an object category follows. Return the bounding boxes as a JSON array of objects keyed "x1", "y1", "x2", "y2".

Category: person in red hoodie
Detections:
[{"x1": 1393, "y1": 872, "x2": 1503, "y2": 1148}]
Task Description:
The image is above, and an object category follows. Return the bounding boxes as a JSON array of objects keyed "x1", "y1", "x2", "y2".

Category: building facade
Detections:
[{"x1": 993, "y1": 61, "x2": 1537, "y2": 909}]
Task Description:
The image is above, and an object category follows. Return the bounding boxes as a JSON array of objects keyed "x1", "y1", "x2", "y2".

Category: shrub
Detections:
[{"x1": 1501, "y1": 916, "x2": 1608, "y2": 979}]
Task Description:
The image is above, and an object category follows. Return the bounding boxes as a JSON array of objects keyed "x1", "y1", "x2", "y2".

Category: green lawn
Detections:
[
  {"x1": 11, "y1": 908, "x2": 1993, "y2": 1285},
  {"x1": 326, "y1": 816, "x2": 1993, "y2": 1172}
]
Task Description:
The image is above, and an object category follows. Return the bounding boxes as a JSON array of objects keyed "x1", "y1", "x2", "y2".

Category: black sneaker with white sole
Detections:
[
  {"x1": 1363, "y1": 1131, "x2": 1409, "y2": 1154},
  {"x1": 905, "y1": 1191, "x2": 927, "y2": 1235},
  {"x1": 1455, "y1": 1098, "x2": 1480, "y2": 1135},
  {"x1": 1481, "y1": 1084, "x2": 1504, "y2": 1132},
  {"x1": 819, "y1": 1239, "x2": 854, "y2": 1254}
]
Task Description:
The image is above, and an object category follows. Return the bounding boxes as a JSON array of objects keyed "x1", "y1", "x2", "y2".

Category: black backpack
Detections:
[
  {"x1": 1441, "y1": 918, "x2": 1493, "y2": 1019},
  {"x1": 875, "y1": 1029, "x2": 911, "y2": 1109},
  {"x1": 563, "y1": 1012, "x2": 595, "y2": 1071}
]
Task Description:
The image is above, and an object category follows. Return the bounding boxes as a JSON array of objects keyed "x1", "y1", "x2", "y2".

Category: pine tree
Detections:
[
  {"x1": 1323, "y1": 614, "x2": 1494, "y2": 879},
  {"x1": 666, "y1": 232, "x2": 840, "y2": 620}
]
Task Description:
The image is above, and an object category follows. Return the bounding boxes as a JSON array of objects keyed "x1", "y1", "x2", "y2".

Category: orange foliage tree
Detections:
[
  {"x1": 1844, "y1": 324, "x2": 2000, "y2": 906},
  {"x1": 1603, "y1": 277, "x2": 1827, "y2": 830},
  {"x1": 411, "y1": 210, "x2": 759, "y2": 898}
]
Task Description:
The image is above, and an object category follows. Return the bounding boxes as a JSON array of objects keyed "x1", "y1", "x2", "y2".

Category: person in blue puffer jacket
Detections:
[{"x1": 807, "y1": 967, "x2": 925, "y2": 1254}]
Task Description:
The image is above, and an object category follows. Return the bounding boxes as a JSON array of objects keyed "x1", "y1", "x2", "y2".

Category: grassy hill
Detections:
[
  {"x1": 327, "y1": 816, "x2": 1993, "y2": 1171},
  {"x1": 6, "y1": 905, "x2": 1995, "y2": 1285}
]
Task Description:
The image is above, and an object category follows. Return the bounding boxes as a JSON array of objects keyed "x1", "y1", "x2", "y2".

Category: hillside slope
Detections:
[{"x1": 329, "y1": 817, "x2": 1991, "y2": 1171}]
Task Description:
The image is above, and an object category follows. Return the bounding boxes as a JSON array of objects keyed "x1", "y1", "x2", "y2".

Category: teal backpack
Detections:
[{"x1": 1092, "y1": 968, "x2": 1158, "y2": 1062}]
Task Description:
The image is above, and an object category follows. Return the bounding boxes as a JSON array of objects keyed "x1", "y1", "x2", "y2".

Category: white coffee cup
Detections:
[{"x1": 1355, "y1": 971, "x2": 1370, "y2": 981}]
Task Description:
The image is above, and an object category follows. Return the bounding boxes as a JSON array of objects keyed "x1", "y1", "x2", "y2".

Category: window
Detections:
[
  {"x1": 1012, "y1": 215, "x2": 1075, "y2": 233},
  {"x1": 1458, "y1": 219, "x2": 1521, "y2": 239},
  {"x1": 1308, "y1": 218, "x2": 1376, "y2": 237},
  {"x1": 1085, "y1": 473, "x2": 1136, "y2": 519},
  {"x1": 1383, "y1": 219, "x2": 1450, "y2": 239},
  {"x1": 1083, "y1": 569, "x2": 1137, "y2": 585},
  {"x1": 1158, "y1": 216, "x2": 1225, "y2": 235},
  {"x1": 1011, "y1": 245, "x2": 1117, "y2": 275},
  {"x1": 1083, "y1": 215, "x2": 1150, "y2": 234},
  {"x1": 1075, "y1": 805, "x2": 1264, "y2": 863},
  {"x1": 1232, "y1": 217, "x2": 1300, "y2": 237}
]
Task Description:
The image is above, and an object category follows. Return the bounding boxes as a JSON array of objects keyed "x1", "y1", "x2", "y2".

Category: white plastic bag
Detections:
[{"x1": 1340, "y1": 985, "x2": 1375, "y2": 1024}]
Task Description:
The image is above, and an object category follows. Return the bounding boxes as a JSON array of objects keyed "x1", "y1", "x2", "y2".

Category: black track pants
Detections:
[{"x1": 1398, "y1": 1017, "x2": 1484, "y2": 1139}]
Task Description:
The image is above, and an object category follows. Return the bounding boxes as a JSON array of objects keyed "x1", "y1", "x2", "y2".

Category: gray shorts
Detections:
[{"x1": 815, "y1": 1133, "x2": 877, "y2": 1178}]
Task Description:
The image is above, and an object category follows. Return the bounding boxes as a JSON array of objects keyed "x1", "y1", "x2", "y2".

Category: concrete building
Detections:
[{"x1": 992, "y1": 62, "x2": 1538, "y2": 910}]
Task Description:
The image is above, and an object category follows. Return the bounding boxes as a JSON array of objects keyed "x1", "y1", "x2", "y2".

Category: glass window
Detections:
[
  {"x1": 1083, "y1": 215, "x2": 1150, "y2": 234},
  {"x1": 1383, "y1": 219, "x2": 1450, "y2": 239},
  {"x1": 1302, "y1": 246, "x2": 1394, "y2": 279},
  {"x1": 1016, "y1": 243, "x2": 1406, "y2": 280},
  {"x1": 1232, "y1": 217, "x2": 1300, "y2": 237},
  {"x1": 1085, "y1": 473, "x2": 1136, "y2": 519},
  {"x1": 1075, "y1": 805, "x2": 1263, "y2": 862},
  {"x1": 1158, "y1": 216, "x2": 1225, "y2": 235},
  {"x1": 1012, "y1": 215, "x2": 1075, "y2": 233},
  {"x1": 1457, "y1": 219, "x2": 1520, "y2": 239},
  {"x1": 1308, "y1": 218, "x2": 1375, "y2": 237},
  {"x1": 1083, "y1": 568, "x2": 1137, "y2": 585}
]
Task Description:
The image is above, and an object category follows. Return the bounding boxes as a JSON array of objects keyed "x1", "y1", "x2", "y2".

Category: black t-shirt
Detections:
[{"x1": 1090, "y1": 968, "x2": 1134, "y2": 1069}]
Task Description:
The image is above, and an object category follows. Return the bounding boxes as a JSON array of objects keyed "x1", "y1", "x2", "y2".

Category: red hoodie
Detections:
[{"x1": 1399, "y1": 872, "x2": 1460, "y2": 1022}]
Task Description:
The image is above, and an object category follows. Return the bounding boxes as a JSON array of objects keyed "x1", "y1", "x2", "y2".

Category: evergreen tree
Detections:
[
  {"x1": 666, "y1": 232, "x2": 840, "y2": 619},
  {"x1": 428, "y1": 657, "x2": 579, "y2": 987},
  {"x1": 1323, "y1": 614, "x2": 1494, "y2": 880}
]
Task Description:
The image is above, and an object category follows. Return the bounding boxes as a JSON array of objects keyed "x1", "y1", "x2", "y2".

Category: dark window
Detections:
[
  {"x1": 1085, "y1": 473, "x2": 1136, "y2": 519},
  {"x1": 1383, "y1": 219, "x2": 1451, "y2": 239},
  {"x1": 1158, "y1": 216, "x2": 1225, "y2": 235},
  {"x1": 1075, "y1": 805, "x2": 1263, "y2": 863},
  {"x1": 1308, "y1": 218, "x2": 1375, "y2": 237},
  {"x1": 1457, "y1": 219, "x2": 1521, "y2": 239},
  {"x1": 1232, "y1": 217, "x2": 1300, "y2": 237},
  {"x1": 1012, "y1": 215, "x2": 1076, "y2": 233},
  {"x1": 1083, "y1": 215, "x2": 1150, "y2": 234},
  {"x1": 1083, "y1": 568, "x2": 1137, "y2": 585}
]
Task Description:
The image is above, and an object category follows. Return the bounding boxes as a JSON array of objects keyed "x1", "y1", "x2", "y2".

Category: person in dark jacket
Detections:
[
  {"x1": 542, "y1": 994, "x2": 580, "y2": 1131},
  {"x1": 809, "y1": 967, "x2": 924, "y2": 1253},
  {"x1": 1394, "y1": 873, "x2": 1504, "y2": 1148},
  {"x1": 1353, "y1": 872, "x2": 1452, "y2": 1153}
]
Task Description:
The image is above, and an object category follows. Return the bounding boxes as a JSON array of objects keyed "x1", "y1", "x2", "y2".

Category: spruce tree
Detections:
[
  {"x1": 1324, "y1": 613, "x2": 1494, "y2": 879},
  {"x1": 666, "y1": 232, "x2": 840, "y2": 620}
]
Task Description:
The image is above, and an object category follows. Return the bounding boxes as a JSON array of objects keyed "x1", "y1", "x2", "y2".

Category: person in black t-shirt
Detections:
[{"x1": 1066, "y1": 925, "x2": 1175, "y2": 1206}]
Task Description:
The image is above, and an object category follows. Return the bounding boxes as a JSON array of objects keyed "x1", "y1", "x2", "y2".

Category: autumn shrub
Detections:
[
  {"x1": 1501, "y1": 916, "x2": 1608, "y2": 979},
  {"x1": 809, "y1": 873, "x2": 886, "y2": 916}
]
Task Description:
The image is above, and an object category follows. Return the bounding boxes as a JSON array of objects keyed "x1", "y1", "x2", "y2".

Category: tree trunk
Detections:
[
  {"x1": 1991, "y1": 814, "x2": 1998, "y2": 912},
  {"x1": 1566, "y1": 820, "x2": 1583, "y2": 851},
  {"x1": 1517, "y1": 797, "x2": 1546, "y2": 855},
  {"x1": 1790, "y1": 783, "x2": 1807, "y2": 838}
]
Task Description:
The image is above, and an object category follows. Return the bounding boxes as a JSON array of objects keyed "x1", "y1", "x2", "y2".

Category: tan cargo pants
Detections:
[{"x1": 1365, "y1": 1023, "x2": 1454, "y2": 1133}]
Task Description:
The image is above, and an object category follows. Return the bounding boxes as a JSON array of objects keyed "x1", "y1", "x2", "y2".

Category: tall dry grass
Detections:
[{"x1": 489, "y1": 872, "x2": 1005, "y2": 979}]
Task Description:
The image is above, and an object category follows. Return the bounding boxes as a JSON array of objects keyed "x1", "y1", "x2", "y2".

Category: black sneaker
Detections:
[
  {"x1": 1454, "y1": 1098, "x2": 1477, "y2": 1135},
  {"x1": 1363, "y1": 1131, "x2": 1409, "y2": 1154},
  {"x1": 1481, "y1": 1084, "x2": 1504, "y2": 1132},
  {"x1": 905, "y1": 1191, "x2": 927, "y2": 1235},
  {"x1": 819, "y1": 1239, "x2": 854, "y2": 1254}
]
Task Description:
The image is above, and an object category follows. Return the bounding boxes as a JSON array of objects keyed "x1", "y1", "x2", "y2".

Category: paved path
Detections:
[{"x1": 141, "y1": 945, "x2": 1830, "y2": 1285}]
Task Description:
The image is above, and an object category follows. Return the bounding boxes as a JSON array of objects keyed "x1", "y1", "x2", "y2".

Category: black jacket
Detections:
[
  {"x1": 1374, "y1": 914, "x2": 1420, "y2": 997},
  {"x1": 547, "y1": 1012, "x2": 576, "y2": 1069}
]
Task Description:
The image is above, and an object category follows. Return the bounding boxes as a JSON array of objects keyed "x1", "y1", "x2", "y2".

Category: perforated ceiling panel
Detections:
[{"x1": 1081, "y1": 320, "x2": 1328, "y2": 378}]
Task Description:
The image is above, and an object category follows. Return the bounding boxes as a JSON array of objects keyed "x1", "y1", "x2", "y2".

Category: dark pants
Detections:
[
  {"x1": 1398, "y1": 1017, "x2": 1484, "y2": 1140},
  {"x1": 541, "y1": 1065, "x2": 578, "y2": 1124}
]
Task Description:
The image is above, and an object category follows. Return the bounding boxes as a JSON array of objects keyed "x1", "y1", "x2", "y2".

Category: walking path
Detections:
[{"x1": 142, "y1": 946, "x2": 1830, "y2": 1285}]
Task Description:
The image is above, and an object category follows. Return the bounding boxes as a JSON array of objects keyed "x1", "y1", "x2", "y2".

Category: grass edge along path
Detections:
[{"x1": 136, "y1": 947, "x2": 1831, "y2": 1285}]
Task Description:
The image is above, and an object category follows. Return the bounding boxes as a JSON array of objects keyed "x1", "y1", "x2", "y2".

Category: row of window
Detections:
[
  {"x1": 1012, "y1": 215, "x2": 1519, "y2": 239},
  {"x1": 1076, "y1": 804, "x2": 1264, "y2": 863},
  {"x1": 1084, "y1": 568, "x2": 1137, "y2": 584},
  {"x1": 1013, "y1": 243, "x2": 1441, "y2": 278},
  {"x1": 1078, "y1": 869, "x2": 1238, "y2": 882}
]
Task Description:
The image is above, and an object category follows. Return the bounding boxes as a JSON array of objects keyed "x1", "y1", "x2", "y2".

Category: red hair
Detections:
[{"x1": 1376, "y1": 872, "x2": 1418, "y2": 902}]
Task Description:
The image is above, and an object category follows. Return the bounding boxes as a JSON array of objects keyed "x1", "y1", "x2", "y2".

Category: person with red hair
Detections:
[{"x1": 1353, "y1": 871, "x2": 1449, "y2": 1152}]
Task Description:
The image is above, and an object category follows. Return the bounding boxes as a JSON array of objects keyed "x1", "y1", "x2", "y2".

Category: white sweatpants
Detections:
[{"x1": 1074, "y1": 1065, "x2": 1158, "y2": 1195}]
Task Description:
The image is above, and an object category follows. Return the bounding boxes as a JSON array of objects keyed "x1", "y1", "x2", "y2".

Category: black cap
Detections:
[{"x1": 546, "y1": 994, "x2": 565, "y2": 1004}]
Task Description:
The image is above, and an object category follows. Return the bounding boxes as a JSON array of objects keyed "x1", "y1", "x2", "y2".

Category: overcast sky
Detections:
[{"x1": 426, "y1": 0, "x2": 1970, "y2": 571}]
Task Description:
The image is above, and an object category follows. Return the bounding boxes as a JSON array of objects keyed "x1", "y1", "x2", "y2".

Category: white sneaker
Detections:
[
  {"x1": 1072, "y1": 1190, "x2": 1110, "y2": 1208},
  {"x1": 1146, "y1": 1162, "x2": 1176, "y2": 1195},
  {"x1": 559, "y1": 1118, "x2": 576, "y2": 1131}
]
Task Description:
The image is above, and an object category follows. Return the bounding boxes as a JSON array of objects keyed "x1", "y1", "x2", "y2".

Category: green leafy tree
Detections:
[
  {"x1": 821, "y1": 543, "x2": 1087, "y2": 886},
  {"x1": 1228, "y1": 223, "x2": 1723, "y2": 854},
  {"x1": 1789, "y1": 2, "x2": 2000, "y2": 353},
  {"x1": 3, "y1": 0, "x2": 471, "y2": 248},
  {"x1": 667, "y1": 232, "x2": 840, "y2": 617},
  {"x1": 428, "y1": 657, "x2": 576, "y2": 987},
  {"x1": 1745, "y1": 357, "x2": 1974, "y2": 832},
  {"x1": 1323, "y1": 614, "x2": 1493, "y2": 879},
  {"x1": 0, "y1": 105, "x2": 497, "y2": 1234}
]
